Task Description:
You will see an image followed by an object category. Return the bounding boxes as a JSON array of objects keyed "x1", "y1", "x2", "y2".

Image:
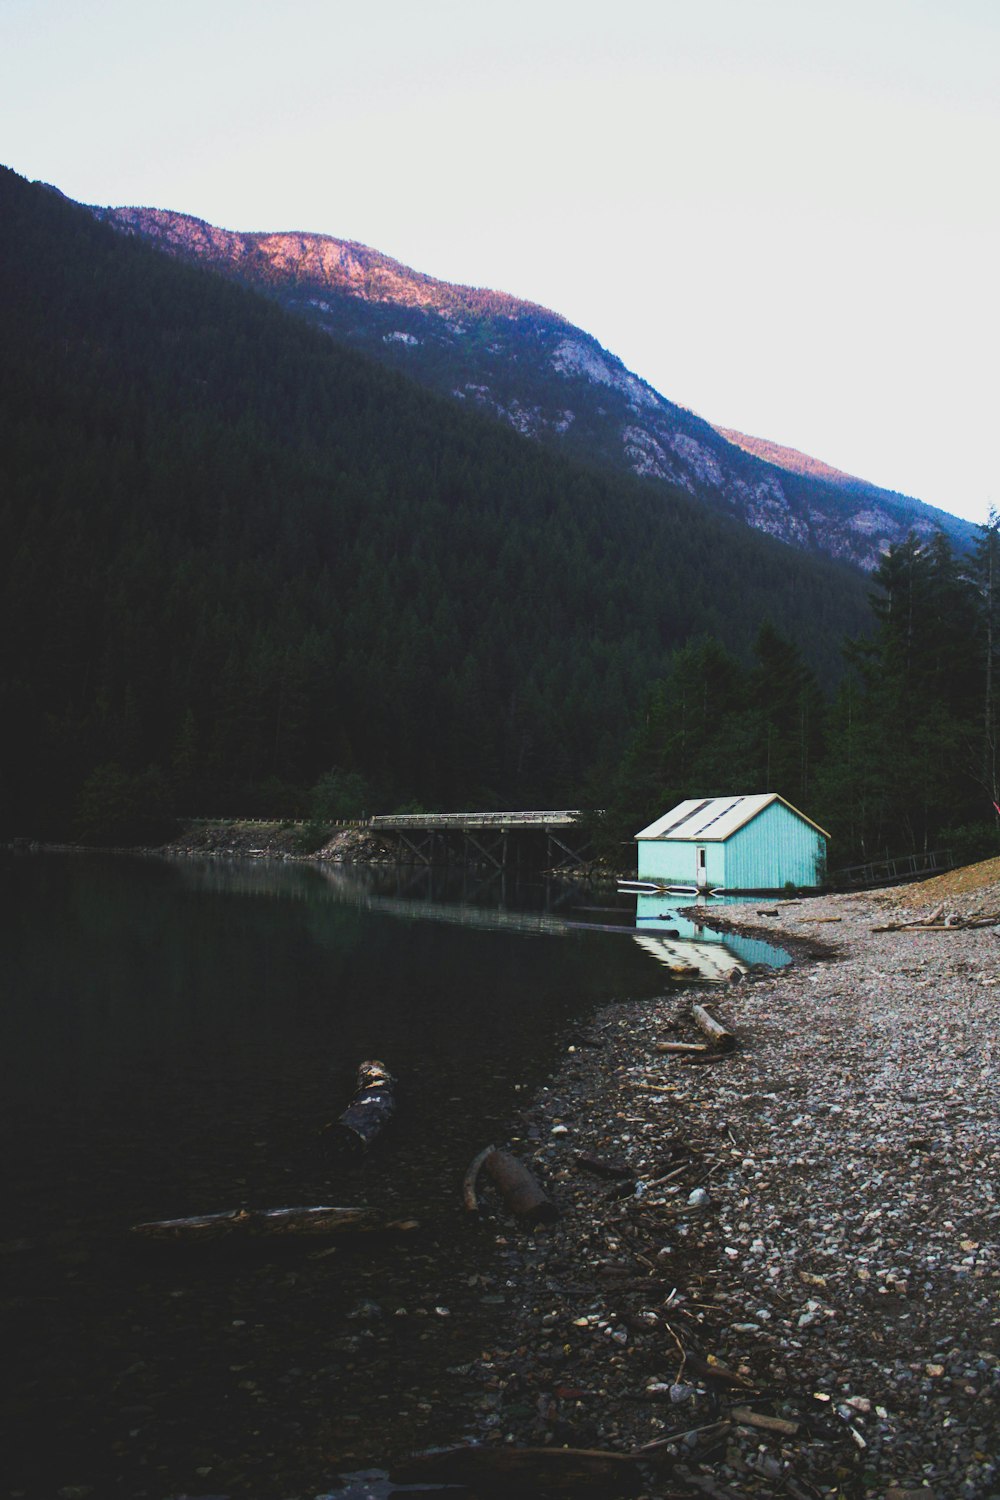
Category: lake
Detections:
[{"x1": 0, "y1": 852, "x2": 785, "y2": 1498}]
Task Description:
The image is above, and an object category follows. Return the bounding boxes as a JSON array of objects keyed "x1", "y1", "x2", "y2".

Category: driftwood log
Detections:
[
  {"x1": 690, "y1": 1003, "x2": 735, "y2": 1053},
  {"x1": 332, "y1": 1059, "x2": 396, "y2": 1150},
  {"x1": 464, "y1": 1147, "x2": 558, "y2": 1224},
  {"x1": 389, "y1": 1444, "x2": 643, "y2": 1497},
  {"x1": 730, "y1": 1404, "x2": 801, "y2": 1436},
  {"x1": 130, "y1": 1204, "x2": 419, "y2": 1241},
  {"x1": 871, "y1": 909, "x2": 1000, "y2": 932}
]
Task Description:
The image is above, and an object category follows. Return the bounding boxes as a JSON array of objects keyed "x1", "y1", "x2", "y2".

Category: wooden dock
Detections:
[{"x1": 368, "y1": 810, "x2": 594, "y2": 872}]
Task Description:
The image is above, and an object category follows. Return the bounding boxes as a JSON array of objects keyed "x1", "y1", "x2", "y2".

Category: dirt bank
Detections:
[
  {"x1": 157, "y1": 819, "x2": 394, "y2": 862},
  {"x1": 458, "y1": 883, "x2": 999, "y2": 1498}
]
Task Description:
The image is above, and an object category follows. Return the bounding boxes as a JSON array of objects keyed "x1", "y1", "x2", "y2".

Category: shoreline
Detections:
[
  {"x1": 6, "y1": 843, "x2": 997, "y2": 1494},
  {"x1": 457, "y1": 881, "x2": 998, "y2": 1498}
]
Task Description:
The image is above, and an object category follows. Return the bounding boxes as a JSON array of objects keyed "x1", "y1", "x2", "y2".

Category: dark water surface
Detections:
[{"x1": 2, "y1": 852, "x2": 697, "y2": 1499}]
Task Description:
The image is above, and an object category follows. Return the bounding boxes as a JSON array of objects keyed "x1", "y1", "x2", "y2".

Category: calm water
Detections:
[{"x1": 0, "y1": 852, "x2": 782, "y2": 1498}]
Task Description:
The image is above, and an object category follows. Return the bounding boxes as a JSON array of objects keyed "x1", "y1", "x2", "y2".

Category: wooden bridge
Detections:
[{"x1": 367, "y1": 810, "x2": 595, "y2": 872}]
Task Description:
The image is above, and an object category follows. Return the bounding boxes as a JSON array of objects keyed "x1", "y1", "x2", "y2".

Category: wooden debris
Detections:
[
  {"x1": 654, "y1": 1041, "x2": 710, "y2": 1055},
  {"x1": 690, "y1": 1003, "x2": 735, "y2": 1053},
  {"x1": 465, "y1": 1147, "x2": 558, "y2": 1224},
  {"x1": 684, "y1": 1353, "x2": 758, "y2": 1390},
  {"x1": 389, "y1": 1443, "x2": 644, "y2": 1497},
  {"x1": 730, "y1": 1404, "x2": 801, "y2": 1436},
  {"x1": 130, "y1": 1204, "x2": 419, "y2": 1240},
  {"x1": 872, "y1": 903, "x2": 1000, "y2": 933},
  {"x1": 633, "y1": 1418, "x2": 732, "y2": 1456},
  {"x1": 332, "y1": 1059, "x2": 396, "y2": 1149},
  {"x1": 484, "y1": 1148, "x2": 559, "y2": 1224}
]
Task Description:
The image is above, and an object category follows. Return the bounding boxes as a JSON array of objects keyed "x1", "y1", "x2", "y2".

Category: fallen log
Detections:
[
  {"x1": 465, "y1": 1147, "x2": 558, "y2": 1224},
  {"x1": 654, "y1": 1041, "x2": 710, "y2": 1055},
  {"x1": 333, "y1": 1059, "x2": 396, "y2": 1149},
  {"x1": 690, "y1": 1003, "x2": 735, "y2": 1053},
  {"x1": 389, "y1": 1444, "x2": 644, "y2": 1497},
  {"x1": 485, "y1": 1149, "x2": 559, "y2": 1223},
  {"x1": 871, "y1": 921, "x2": 958, "y2": 933},
  {"x1": 130, "y1": 1204, "x2": 419, "y2": 1240}
]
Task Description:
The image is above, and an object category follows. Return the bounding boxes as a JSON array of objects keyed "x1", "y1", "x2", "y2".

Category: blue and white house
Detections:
[{"x1": 634, "y1": 794, "x2": 829, "y2": 893}]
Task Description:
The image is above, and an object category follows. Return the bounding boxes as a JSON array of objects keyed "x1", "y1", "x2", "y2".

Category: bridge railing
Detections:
[
  {"x1": 830, "y1": 849, "x2": 953, "y2": 890},
  {"x1": 370, "y1": 810, "x2": 585, "y2": 831}
]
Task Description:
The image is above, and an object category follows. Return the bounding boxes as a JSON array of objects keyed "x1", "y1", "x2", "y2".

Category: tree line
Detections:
[{"x1": 596, "y1": 519, "x2": 1000, "y2": 873}]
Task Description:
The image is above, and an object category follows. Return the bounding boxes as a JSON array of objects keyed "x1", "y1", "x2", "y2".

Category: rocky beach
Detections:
[{"x1": 448, "y1": 866, "x2": 1000, "y2": 1500}]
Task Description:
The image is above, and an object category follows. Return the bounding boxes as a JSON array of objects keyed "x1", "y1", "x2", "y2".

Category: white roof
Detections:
[{"x1": 634, "y1": 793, "x2": 829, "y2": 842}]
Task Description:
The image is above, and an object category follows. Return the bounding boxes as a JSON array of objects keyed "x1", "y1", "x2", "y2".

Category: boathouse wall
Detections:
[
  {"x1": 634, "y1": 794, "x2": 827, "y2": 891},
  {"x1": 723, "y1": 799, "x2": 826, "y2": 891}
]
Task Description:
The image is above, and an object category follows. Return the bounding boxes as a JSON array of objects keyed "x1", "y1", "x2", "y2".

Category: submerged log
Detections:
[
  {"x1": 333, "y1": 1059, "x2": 396, "y2": 1150},
  {"x1": 690, "y1": 1003, "x2": 735, "y2": 1053},
  {"x1": 484, "y1": 1149, "x2": 559, "y2": 1224},
  {"x1": 389, "y1": 1444, "x2": 644, "y2": 1497},
  {"x1": 130, "y1": 1204, "x2": 419, "y2": 1241},
  {"x1": 464, "y1": 1147, "x2": 558, "y2": 1224}
]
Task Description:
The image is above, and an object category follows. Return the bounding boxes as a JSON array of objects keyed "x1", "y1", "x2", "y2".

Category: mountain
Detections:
[
  {"x1": 87, "y1": 203, "x2": 979, "y2": 571},
  {"x1": 1, "y1": 165, "x2": 874, "y2": 837}
]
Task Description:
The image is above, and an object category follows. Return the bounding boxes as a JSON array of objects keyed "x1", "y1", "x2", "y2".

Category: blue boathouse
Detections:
[{"x1": 634, "y1": 794, "x2": 829, "y2": 893}]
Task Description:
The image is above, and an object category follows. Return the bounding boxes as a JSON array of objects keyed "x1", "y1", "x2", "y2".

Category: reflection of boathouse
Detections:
[
  {"x1": 634, "y1": 794, "x2": 828, "y2": 893},
  {"x1": 634, "y1": 895, "x2": 791, "y2": 980}
]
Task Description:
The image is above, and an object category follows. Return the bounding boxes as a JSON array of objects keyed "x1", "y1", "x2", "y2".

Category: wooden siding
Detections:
[
  {"x1": 636, "y1": 799, "x2": 826, "y2": 890},
  {"x1": 723, "y1": 800, "x2": 825, "y2": 890},
  {"x1": 636, "y1": 838, "x2": 725, "y2": 886}
]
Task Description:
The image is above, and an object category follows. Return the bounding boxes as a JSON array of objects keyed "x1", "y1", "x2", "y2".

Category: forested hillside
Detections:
[
  {"x1": 1, "y1": 166, "x2": 874, "y2": 841},
  {"x1": 598, "y1": 526, "x2": 1000, "y2": 869},
  {"x1": 90, "y1": 201, "x2": 979, "y2": 571}
]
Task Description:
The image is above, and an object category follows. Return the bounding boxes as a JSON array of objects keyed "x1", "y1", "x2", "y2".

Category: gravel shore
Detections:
[{"x1": 464, "y1": 877, "x2": 1000, "y2": 1499}]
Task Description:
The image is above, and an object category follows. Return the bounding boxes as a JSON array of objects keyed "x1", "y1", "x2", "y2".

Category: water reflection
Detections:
[
  {"x1": 159, "y1": 859, "x2": 793, "y2": 973},
  {"x1": 0, "y1": 851, "x2": 791, "y2": 1497},
  {"x1": 632, "y1": 892, "x2": 793, "y2": 980}
]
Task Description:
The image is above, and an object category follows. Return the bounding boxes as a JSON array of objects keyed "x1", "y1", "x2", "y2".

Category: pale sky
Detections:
[{"x1": 2, "y1": 0, "x2": 997, "y2": 524}]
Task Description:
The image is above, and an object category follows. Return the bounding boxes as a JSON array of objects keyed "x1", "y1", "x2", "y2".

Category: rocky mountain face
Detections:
[{"x1": 89, "y1": 202, "x2": 977, "y2": 569}]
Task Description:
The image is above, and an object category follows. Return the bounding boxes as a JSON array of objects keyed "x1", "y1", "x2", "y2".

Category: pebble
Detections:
[{"x1": 461, "y1": 880, "x2": 1000, "y2": 1498}]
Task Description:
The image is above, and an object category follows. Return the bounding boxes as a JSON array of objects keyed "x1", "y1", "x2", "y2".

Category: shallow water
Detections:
[{"x1": 0, "y1": 853, "x2": 783, "y2": 1497}]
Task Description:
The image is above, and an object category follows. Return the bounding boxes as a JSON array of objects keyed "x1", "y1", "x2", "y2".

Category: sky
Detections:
[{"x1": 2, "y1": 0, "x2": 997, "y2": 524}]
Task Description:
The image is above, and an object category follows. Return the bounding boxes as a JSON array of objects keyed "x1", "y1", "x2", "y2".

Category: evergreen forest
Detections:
[
  {"x1": 2, "y1": 166, "x2": 995, "y2": 870},
  {"x1": 600, "y1": 524, "x2": 1000, "y2": 870}
]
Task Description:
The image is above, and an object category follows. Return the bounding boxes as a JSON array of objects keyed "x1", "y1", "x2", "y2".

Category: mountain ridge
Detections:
[
  {"x1": 87, "y1": 198, "x2": 979, "y2": 570},
  {"x1": 2, "y1": 165, "x2": 873, "y2": 835}
]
